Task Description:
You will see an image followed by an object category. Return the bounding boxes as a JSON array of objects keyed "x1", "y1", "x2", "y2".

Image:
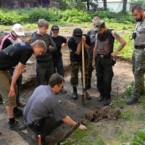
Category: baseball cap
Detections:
[
  {"x1": 95, "y1": 20, "x2": 105, "y2": 31},
  {"x1": 51, "y1": 25, "x2": 59, "y2": 32},
  {"x1": 12, "y1": 23, "x2": 25, "y2": 36},
  {"x1": 73, "y1": 28, "x2": 83, "y2": 37}
]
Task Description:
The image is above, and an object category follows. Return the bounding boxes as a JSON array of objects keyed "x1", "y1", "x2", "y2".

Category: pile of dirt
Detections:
[{"x1": 85, "y1": 106, "x2": 121, "y2": 122}]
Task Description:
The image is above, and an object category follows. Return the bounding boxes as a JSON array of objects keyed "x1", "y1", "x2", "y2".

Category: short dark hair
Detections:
[
  {"x1": 49, "y1": 73, "x2": 64, "y2": 87},
  {"x1": 132, "y1": 5, "x2": 143, "y2": 13}
]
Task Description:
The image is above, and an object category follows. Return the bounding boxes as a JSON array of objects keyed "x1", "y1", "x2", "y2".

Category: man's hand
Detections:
[
  {"x1": 92, "y1": 60, "x2": 96, "y2": 69},
  {"x1": 111, "y1": 51, "x2": 118, "y2": 57},
  {"x1": 8, "y1": 86, "x2": 15, "y2": 97},
  {"x1": 49, "y1": 45, "x2": 52, "y2": 49},
  {"x1": 79, "y1": 124, "x2": 87, "y2": 131},
  {"x1": 82, "y1": 36, "x2": 86, "y2": 42}
]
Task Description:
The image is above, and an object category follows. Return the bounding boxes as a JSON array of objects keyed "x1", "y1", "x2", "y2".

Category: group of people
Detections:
[{"x1": 0, "y1": 4, "x2": 144, "y2": 144}]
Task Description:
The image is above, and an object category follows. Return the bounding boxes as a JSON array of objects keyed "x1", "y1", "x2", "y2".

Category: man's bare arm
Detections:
[
  {"x1": 92, "y1": 40, "x2": 97, "y2": 68},
  {"x1": 63, "y1": 116, "x2": 87, "y2": 131},
  {"x1": 75, "y1": 42, "x2": 82, "y2": 55},
  {"x1": 111, "y1": 31, "x2": 126, "y2": 57},
  {"x1": 9, "y1": 63, "x2": 24, "y2": 97}
]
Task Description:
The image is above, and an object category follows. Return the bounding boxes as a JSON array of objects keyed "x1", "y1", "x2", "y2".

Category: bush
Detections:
[{"x1": 0, "y1": 8, "x2": 135, "y2": 25}]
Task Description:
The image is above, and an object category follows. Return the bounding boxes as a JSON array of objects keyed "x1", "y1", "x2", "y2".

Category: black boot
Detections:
[
  {"x1": 103, "y1": 98, "x2": 111, "y2": 106},
  {"x1": 72, "y1": 87, "x2": 78, "y2": 100},
  {"x1": 126, "y1": 97, "x2": 138, "y2": 105}
]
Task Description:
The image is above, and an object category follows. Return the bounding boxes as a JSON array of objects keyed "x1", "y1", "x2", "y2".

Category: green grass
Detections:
[{"x1": 63, "y1": 125, "x2": 105, "y2": 145}]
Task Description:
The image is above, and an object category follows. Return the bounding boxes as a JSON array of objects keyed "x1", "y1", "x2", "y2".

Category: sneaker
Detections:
[
  {"x1": 17, "y1": 101, "x2": 26, "y2": 107},
  {"x1": 8, "y1": 120, "x2": 20, "y2": 130},
  {"x1": 14, "y1": 108, "x2": 23, "y2": 117},
  {"x1": 61, "y1": 88, "x2": 67, "y2": 94}
]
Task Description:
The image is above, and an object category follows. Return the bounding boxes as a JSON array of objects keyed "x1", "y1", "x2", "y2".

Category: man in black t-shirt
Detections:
[
  {"x1": 68, "y1": 28, "x2": 91, "y2": 100},
  {"x1": 0, "y1": 23, "x2": 25, "y2": 109},
  {"x1": 92, "y1": 20, "x2": 126, "y2": 106},
  {"x1": 0, "y1": 40, "x2": 47, "y2": 130},
  {"x1": 51, "y1": 25, "x2": 67, "y2": 93}
]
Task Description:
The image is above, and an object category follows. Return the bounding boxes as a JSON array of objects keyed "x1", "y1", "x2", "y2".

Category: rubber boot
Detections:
[{"x1": 72, "y1": 87, "x2": 78, "y2": 100}]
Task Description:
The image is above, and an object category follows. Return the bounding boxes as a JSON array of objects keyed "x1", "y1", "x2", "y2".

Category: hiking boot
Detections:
[
  {"x1": 72, "y1": 91, "x2": 78, "y2": 100},
  {"x1": 61, "y1": 88, "x2": 67, "y2": 94},
  {"x1": 14, "y1": 108, "x2": 23, "y2": 117},
  {"x1": 86, "y1": 91, "x2": 92, "y2": 100},
  {"x1": 72, "y1": 87, "x2": 78, "y2": 100},
  {"x1": 8, "y1": 120, "x2": 20, "y2": 130},
  {"x1": 98, "y1": 95, "x2": 104, "y2": 102},
  {"x1": 103, "y1": 98, "x2": 111, "y2": 106},
  {"x1": 17, "y1": 101, "x2": 26, "y2": 107},
  {"x1": 126, "y1": 97, "x2": 138, "y2": 105}
]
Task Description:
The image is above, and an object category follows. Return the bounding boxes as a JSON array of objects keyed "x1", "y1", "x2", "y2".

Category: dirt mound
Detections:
[{"x1": 85, "y1": 106, "x2": 121, "y2": 122}]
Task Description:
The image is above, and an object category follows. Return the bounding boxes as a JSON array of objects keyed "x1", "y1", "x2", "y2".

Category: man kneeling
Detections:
[{"x1": 23, "y1": 73, "x2": 87, "y2": 142}]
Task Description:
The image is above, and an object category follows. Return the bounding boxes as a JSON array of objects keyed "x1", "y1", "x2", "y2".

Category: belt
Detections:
[
  {"x1": 135, "y1": 45, "x2": 145, "y2": 49},
  {"x1": 97, "y1": 54, "x2": 111, "y2": 58}
]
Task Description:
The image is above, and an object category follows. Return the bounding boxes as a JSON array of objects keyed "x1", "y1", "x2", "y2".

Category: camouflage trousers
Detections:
[
  {"x1": 70, "y1": 60, "x2": 89, "y2": 88},
  {"x1": 131, "y1": 49, "x2": 145, "y2": 98}
]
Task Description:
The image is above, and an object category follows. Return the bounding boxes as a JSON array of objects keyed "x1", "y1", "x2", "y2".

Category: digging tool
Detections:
[
  {"x1": 57, "y1": 123, "x2": 80, "y2": 145},
  {"x1": 82, "y1": 41, "x2": 86, "y2": 105}
]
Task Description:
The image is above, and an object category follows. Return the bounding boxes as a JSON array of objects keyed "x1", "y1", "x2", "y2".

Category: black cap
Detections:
[
  {"x1": 73, "y1": 28, "x2": 82, "y2": 37},
  {"x1": 51, "y1": 25, "x2": 59, "y2": 32}
]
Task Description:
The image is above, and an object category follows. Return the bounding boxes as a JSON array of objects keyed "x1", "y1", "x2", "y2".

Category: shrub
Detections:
[{"x1": 0, "y1": 8, "x2": 135, "y2": 25}]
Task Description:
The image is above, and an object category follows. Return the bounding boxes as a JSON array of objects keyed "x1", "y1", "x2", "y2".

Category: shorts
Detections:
[{"x1": 0, "y1": 70, "x2": 16, "y2": 106}]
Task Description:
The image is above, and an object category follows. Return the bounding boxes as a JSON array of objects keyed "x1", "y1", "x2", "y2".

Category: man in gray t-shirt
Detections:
[{"x1": 24, "y1": 73, "x2": 87, "y2": 142}]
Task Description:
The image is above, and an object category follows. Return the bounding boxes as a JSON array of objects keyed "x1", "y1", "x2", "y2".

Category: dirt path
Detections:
[{"x1": 0, "y1": 53, "x2": 137, "y2": 145}]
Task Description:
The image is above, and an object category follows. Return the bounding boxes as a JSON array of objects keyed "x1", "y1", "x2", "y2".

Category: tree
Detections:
[
  {"x1": 122, "y1": 0, "x2": 127, "y2": 12},
  {"x1": 103, "y1": 0, "x2": 107, "y2": 10}
]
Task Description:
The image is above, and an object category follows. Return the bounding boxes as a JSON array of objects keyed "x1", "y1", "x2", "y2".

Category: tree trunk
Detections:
[
  {"x1": 103, "y1": 0, "x2": 107, "y2": 10},
  {"x1": 122, "y1": 0, "x2": 127, "y2": 13},
  {"x1": 86, "y1": 0, "x2": 90, "y2": 11}
]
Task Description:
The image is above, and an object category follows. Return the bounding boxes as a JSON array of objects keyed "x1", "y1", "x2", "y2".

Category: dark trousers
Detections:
[
  {"x1": 8, "y1": 68, "x2": 22, "y2": 104},
  {"x1": 53, "y1": 57, "x2": 64, "y2": 77},
  {"x1": 29, "y1": 115, "x2": 63, "y2": 139},
  {"x1": 36, "y1": 61, "x2": 54, "y2": 86},
  {"x1": 95, "y1": 57, "x2": 114, "y2": 99}
]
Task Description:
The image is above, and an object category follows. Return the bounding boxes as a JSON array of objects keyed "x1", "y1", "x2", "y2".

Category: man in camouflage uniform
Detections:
[
  {"x1": 68, "y1": 28, "x2": 91, "y2": 100},
  {"x1": 87, "y1": 16, "x2": 100, "y2": 89},
  {"x1": 126, "y1": 5, "x2": 145, "y2": 105}
]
